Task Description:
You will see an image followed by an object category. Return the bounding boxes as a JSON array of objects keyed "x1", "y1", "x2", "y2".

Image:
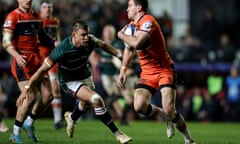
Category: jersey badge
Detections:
[
  {"x1": 3, "y1": 20, "x2": 12, "y2": 27},
  {"x1": 141, "y1": 21, "x2": 152, "y2": 31}
]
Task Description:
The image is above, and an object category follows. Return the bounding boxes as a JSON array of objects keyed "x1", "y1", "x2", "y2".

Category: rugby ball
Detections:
[
  {"x1": 124, "y1": 24, "x2": 136, "y2": 36},
  {"x1": 124, "y1": 24, "x2": 136, "y2": 48}
]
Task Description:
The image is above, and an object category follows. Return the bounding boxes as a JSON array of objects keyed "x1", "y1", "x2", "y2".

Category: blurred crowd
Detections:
[{"x1": 0, "y1": 0, "x2": 240, "y2": 123}]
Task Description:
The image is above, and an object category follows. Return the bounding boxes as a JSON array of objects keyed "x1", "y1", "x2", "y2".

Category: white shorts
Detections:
[{"x1": 62, "y1": 76, "x2": 95, "y2": 97}]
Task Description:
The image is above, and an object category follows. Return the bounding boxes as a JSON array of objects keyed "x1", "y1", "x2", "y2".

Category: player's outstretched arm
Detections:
[
  {"x1": 116, "y1": 47, "x2": 134, "y2": 88},
  {"x1": 90, "y1": 34, "x2": 122, "y2": 59},
  {"x1": 27, "y1": 58, "x2": 54, "y2": 88}
]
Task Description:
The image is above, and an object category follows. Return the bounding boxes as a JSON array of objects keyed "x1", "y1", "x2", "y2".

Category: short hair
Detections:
[
  {"x1": 133, "y1": 0, "x2": 148, "y2": 12},
  {"x1": 41, "y1": 1, "x2": 50, "y2": 5},
  {"x1": 103, "y1": 24, "x2": 116, "y2": 36},
  {"x1": 71, "y1": 19, "x2": 89, "y2": 32},
  {"x1": 40, "y1": 1, "x2": 53, "y2": 8}
]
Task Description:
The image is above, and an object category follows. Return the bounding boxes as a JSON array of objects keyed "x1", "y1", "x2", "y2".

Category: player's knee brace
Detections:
[{"x1": 90, "y1": 93, "x2": 105, "y2": 107}]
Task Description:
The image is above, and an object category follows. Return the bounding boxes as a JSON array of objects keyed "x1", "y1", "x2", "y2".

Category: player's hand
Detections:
[
  {"x1": 117, "y1": 25, "x2": 128, "y2": 39},
  {"x1": 16, "y1": 54, "x2": 27, "y2": 68},
  {"x1": 120, "y1": 25, "x2": 128, "y2": 33},
  {"x1": 16, "y1": 85, "x2": 33, "y2": 106},
  {"x1": 16, "y1": 91, "x2": 27, "y2": 106},
  {"x1": 54, "y1": 40, "x2": 60, "y2": 47},
  {"x1": 117, "y1": 72, "x2": 127, "y2": 88}
]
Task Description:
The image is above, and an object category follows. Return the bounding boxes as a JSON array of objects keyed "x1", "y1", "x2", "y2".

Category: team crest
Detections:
[{"x1": 141, "y1": 21, "x2": 152, "y2": 31}]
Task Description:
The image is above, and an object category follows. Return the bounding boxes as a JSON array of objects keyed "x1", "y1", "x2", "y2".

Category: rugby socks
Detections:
[
  {"x1": 25, "y1": 113, "x2": 37, "y2": 126},
  {"x1": 13, "y1": 120, "x2": 23, "y2": 136},
  {"x1": 71, "y1": 102, "x2": 86, "y2": 121},
  {"x1": 94, "y1": 107, "x2": 118, "y2": 133},
  {"x1": 51, "y1": 98, "x2": 62, "y2": 123},
  {"x1": 145, "y1": 104, "x2": 168, "y2": 120},
  {"x1": 172, "y1": 112, "x2": 192, "y2": 140},
  {"x1": 0, "y1": 113, "x2": 2, "y2": 122},
  {"x1": 121, "y1": 104, "x2": 132, "y2": 124}
]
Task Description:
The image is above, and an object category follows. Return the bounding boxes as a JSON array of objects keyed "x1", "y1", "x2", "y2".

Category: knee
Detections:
[
  {"x1": 133, "y1": 100, "x2": 147, "y2": 114},
  {"x1": 133, "y1": 103, "x2": 143, "y2": 113},
  {"x1": 24, "y1": 93, "x2": 36, "y2": 105},
  {"x1": 133, "y1": 88, "x2": 151, "y2": 114},
  {"x1": 42, "y1": 92, "x2": 53, "y2": 103},
  {"x1": 90, "y1": 93, "x2": 105, "y2": 107},
  {"x1": 52, "y1": 88, "x2": 60, "y2": 97}
]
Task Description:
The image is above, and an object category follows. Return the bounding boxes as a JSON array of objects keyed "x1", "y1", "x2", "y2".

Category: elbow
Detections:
[{"x1": 129, "y1": 42, "x2": 140, "y2": 49}]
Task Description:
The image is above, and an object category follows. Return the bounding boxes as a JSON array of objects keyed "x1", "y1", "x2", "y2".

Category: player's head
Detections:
[
  {"x1": 102, "y1": 25, "x2": 116, "y2": 42},
  {"x1": 17, "y1": 0, "x2": 33, "y2": 11},
  {"x1": 71, "y1": 20, "x2": 89, "y2": 48},
  {"x1": 127, "y1": 0, "x2": 148, "y2": 20},
  {"x1": 40, "y1": 1, "x2": 53, "y2": 17}
]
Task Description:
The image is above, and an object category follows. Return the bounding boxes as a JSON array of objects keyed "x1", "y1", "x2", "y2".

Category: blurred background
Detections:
[{"x1": 0, "y1": 0, "x2": 240, "y2": 123}]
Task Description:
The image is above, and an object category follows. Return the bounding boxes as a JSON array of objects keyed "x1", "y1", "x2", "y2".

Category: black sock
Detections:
[
  {"x1": 144, "y1": 104, "x2": 153, "y2": 116},
  {"x1": 95, "y1": 107, "x2": 118, "y2": 133},
  {"x1": 0, "y1": 113, "x2": 3, "y2": 122},
  {"x1": 121, "y1": 104, "x2": 131, "y2": 122},
  {"x1": 30, "y1": 113, "x2": 37, "y2": 120},
  {"x1": 172, "y1": 112, "x2": 187, "y2": 131},
  {"x1": 71, "y1": 102, "x2": 86, "y2": 121},
  {"x1": 15, "y1": 120, "x2": 23, "y2": 127}
]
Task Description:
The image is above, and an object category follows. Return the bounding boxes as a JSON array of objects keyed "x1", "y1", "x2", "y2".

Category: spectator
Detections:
[
  {"x1": 224, "y1": 65, "x2": 240, "y2": 121},
  {"x1": 198, "y1": 8, "x2": 220, "y2": 62},
  {"x1": 207, "y1": 70, "x2": 224, "y2": 121},
  {"x1": 215, "y1": 33, "x2": 235, "y2": 62}
]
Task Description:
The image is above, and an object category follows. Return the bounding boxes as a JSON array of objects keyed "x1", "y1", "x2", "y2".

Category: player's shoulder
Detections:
[
  {"x1": 5, "y1": 8, "x2": 19, "y2": 19},
  {"x1": 137, "y1": 14, "x2": 156, "y2": 32},
  {"x1": 141, "y1": 14, "x2": 155, "y2": 22},
  {"x1": 3, "y1": 9, "x2": 19, "y2": 28}
]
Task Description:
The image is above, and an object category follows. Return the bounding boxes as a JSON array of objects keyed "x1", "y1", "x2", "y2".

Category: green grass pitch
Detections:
[{"x1": 1, "y1": 119, "x2": 239, "y2": 144}]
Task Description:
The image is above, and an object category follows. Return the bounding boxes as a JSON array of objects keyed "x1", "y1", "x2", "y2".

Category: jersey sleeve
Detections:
[
  {"x1": 48, "y1": 42, "x2": 64, "y2": 63},
  {"x1": 3, "y1": 11, "x2": 17, "y2": 31},
  {"x1": 138, "y1": 15, "x2": 154, "y2": 33}
]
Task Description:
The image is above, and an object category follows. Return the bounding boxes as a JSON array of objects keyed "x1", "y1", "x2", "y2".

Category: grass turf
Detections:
[{"x1": 1, "y1": 119, "x2": 240, "y2": 144}]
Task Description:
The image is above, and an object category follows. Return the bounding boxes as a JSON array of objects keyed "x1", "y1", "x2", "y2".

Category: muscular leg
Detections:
[
  {"x1": 133, "y1": 88, "x2": 176, "y2": 139},
  {"x1": 65, "y1": 85, "x2": 132, "y2": 143},
  {"x1": 76, "y1": 86, "x2": 119, "y2": 133},
  {"x1": 101, "y1": 75, "x2": 122, "y2": 118},
  {"x1": 161, "y1": 87, "x2": 194, "y2": 143},
  {"x1": 13, "y1": 81, "x2": 36, "y2": 136},
  {"x1": 49, "y1": 72, "x2": 63, "y2": 129},
  {"x1": 133, "y1": 88, "x2": 167, "y2": 119},
  {"x1": 22, "y1": 78, "x2": 53, "y2": 142},
  {"x1": 31, "y1": 78, "x2": 53, "y2": 117}
]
